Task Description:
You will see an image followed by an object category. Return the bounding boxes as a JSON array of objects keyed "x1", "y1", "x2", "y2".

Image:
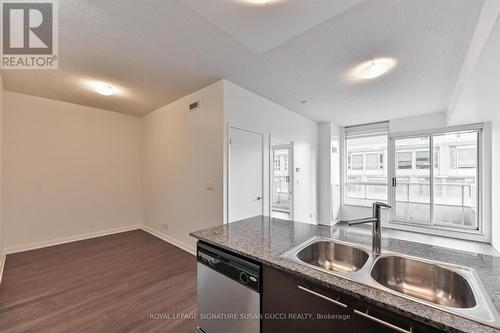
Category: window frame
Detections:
[
  {"x1": 388, "y1": 124, "x2": 484, "y2": 239},
  {"x1": 341, "y1": 122, "x2": 488, "y2": 241},
  {"x1": 343, "y1": 122, "x2": 389, "y2": 208}
]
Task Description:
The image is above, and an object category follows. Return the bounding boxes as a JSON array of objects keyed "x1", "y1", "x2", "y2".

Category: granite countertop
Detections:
[{"x1": 190, "y1": 216, "x2": 500, "y2": 333}]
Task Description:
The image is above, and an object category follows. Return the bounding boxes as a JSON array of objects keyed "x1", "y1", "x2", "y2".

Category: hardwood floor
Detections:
[{"x1": 0, "y1": 230, "x2": 197, "y2": 333}]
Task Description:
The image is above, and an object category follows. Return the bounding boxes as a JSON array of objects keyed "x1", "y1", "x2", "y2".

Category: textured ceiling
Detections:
[
  {"x1": 181, "y1": 0, "x2": 366, "y2": 54},
  {"x1": 1, "y1": 0, "x2": 484, "y2": 125}
]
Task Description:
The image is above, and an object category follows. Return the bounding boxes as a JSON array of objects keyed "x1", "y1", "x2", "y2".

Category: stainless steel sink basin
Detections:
[
  {"x1": 281, "y1": 236, "x2": 500, "y2": 328},
  {"x1": 371, "y1": 255, "x2": 476, "y2": 308},
  {"x1": 296, "y1": 240, "x2": 369, "y2": 273}
]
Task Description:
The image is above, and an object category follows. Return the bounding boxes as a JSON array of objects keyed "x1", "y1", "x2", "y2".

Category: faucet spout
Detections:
[
  {"x1": 345, "y1": 202, "x2": 390, "y2": 256},
  {"x1": 347, "y1": 217, "x2": 378, "y2": 226}
]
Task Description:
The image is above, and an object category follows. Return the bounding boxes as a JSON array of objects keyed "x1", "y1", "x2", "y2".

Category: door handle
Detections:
[
  {"x1": 354, "y1": 310, "x2": 413, "y2": 333},
  {"x1": 257, "y1": 196, "x2": 262, "y2": 200},
  {"x1": 298, "y1": 286, "x2": 347, "y2": 308}
]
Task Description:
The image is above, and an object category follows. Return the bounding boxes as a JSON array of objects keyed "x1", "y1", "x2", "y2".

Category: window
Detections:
[
  {"x1": 343, "y1": 123, "x2": 484, "y2": 237},
  {"x1": 274, "y1": 158, "x2": 280, "y2": 171},
  {"x1": 416, "y1": 150, "x2": 430, "y2": 169},
  {"x1": 349, "y1": 154, "x2": 363, "y2": 170},
  {"x1": 344, "y1": 123, "x2": 388, "y2": 207},
  {"x1": 450, "y1": 145, "x2": 476, "y2": 169},
  {"x1": 433, "y1": 148, "x2": 439, "y2": 169},
  {"x1": 366, "y1": 153, "x2": 380, "y2": 170},
  {"x1": 457, "y1": 146, "x2": 476, "y2": 168},
  {"x1": 272, "y1": 147, "x2": 292, "y2": 220},
  {"x1": 392, "y1": 130, "x2": 480, "y2": 233},
  {"x1": 397, "y1": 151, "x2": 412, "y2": 169}
]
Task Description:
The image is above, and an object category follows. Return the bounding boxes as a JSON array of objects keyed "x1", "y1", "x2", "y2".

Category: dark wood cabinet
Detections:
[
  {"x1": 263, "y1": 265, "x2": 353, "y2": 333},
  {"x1": 263, "y1": 265, "x2": 446, "y2": 333},
  {"x1": 353, "y1": 302, "x2": 443, "y2": 333}
]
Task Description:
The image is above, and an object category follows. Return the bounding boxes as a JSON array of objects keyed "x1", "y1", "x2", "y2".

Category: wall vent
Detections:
[{"x1": 189, "y1": 100, "x2": 200, "y2": 112}]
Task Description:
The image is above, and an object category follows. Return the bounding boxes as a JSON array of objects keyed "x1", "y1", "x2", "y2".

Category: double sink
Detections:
[{"x1": 281, "y1": 237, "x2": 500, "y2": 328}]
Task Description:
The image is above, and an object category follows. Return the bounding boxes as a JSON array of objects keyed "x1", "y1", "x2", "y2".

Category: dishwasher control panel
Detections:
[{"x1": 197, "y1": 242, "x2": 260, "y2": 292}]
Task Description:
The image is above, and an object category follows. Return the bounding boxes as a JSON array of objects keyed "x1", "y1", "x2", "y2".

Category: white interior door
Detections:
[{"x1": 229, "y1": 127, "x2": 263, "y2": 223}]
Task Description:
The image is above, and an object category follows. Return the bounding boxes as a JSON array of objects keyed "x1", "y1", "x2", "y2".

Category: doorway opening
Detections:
[{"x1": 271, "y1": 143, "x2": 293, "y2": 220}]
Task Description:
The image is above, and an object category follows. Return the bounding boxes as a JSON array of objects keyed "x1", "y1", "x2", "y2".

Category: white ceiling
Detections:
[
  {"x1": 181, "y1": 0, "x2": 366, "y2": 54},
  {"x1": 1, "y1": 0, "x2": 485, "y2": 125},
  {"x1": 449, "y1": 12, "x2": 500, "y2": 125}
]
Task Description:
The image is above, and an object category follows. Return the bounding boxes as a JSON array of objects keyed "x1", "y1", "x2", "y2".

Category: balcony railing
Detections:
[
  {"x1": 272, "y1": 176, "x2": 290, "y2": 211},
  {"x1": 345, "y1": 181, "x2": 477, "y2": 228}
]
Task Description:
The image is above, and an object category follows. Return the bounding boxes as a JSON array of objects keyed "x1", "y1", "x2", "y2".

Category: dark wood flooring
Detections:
[{"x1": 0, "y1": 230, "x2": 197, "y2": 333}]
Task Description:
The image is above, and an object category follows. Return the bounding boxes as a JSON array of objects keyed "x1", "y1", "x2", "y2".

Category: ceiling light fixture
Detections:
[
  {"x1": 94, "y1": 83, "x2": 116, "y2": 96},
  {"x1": 244, "y1": 0, "x2": 272, "y2": 5},
  {"x1": 350, "y1": 58, "x2": 397, "y2": 80}
]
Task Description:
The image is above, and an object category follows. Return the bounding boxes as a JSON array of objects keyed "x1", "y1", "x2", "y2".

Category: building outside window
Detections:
[
  {"x1": 416, "y1": 150, "x2": 430, "y2": 169},
  {"x1": 349, "y1": 153, "x2": 364, "y2": 170},
  {"x1": 344, "y1": 123, "x2": 388, "y2": 207},
  {"x1": 397, "y1": 151, "x2": 412, "y2": 169},
  {"x1": 344, "y1": 124, "x2": 482, "y2": 235}
]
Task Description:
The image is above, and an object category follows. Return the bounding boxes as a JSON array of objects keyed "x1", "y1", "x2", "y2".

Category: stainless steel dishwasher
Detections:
[{"x1": 196, "y1": 242, "x2": 261, "y2": 333}]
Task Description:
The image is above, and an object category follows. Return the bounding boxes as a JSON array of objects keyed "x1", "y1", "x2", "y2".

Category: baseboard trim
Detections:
[
  {"x1": 141, "y1": 225, "x2": 196, "y2": 256},
  {"x1": 318, "y1": 219, "x2": 332, "y2": 226},
  {"x1": 0, "y1": 250, "x2": 6, "y2": 285},
  {"x1": 3, "y1": 224, "x2": 196, "y2": 262},
  {"x1": 493, "y1": 239, "x2": 500, "y2": 253},
  {"x1": 5, "y1": 225, "x2": 141, "y2": 255}
]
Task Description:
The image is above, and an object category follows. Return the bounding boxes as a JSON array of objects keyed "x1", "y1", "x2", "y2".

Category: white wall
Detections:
[
  {"x1": 0, "y1": 75, "x2": 4, "y2": 279},
  {"x1": 331, "y1": 123, "x2": 341, "y2": 222},
  {"x1": 3, "y1": 92, "x2": 142, "y2": 251},
  {"x1": 448, "y1": 14, "x2": 500, "y2": 126},
  {"x1": 492, "y1": 120, "x2": 500, "y2": 250},
  {"x1": 142, "y1": 81, "x2": 224, "y2": 253},
  {"x1": 223, "y1": 80, "x2": 318, "y2": 224},
  {"x1": 443, "y1": 12, "x2": 500, "y2": 249},
  {"x1": 318, "y1": 123, "x2": 331, "y2": 225},
  {"x1": 389, "y1": 112, "x2": 447, "y2": 134},
  {"x1": 0, "y1": 78, "x2": 317, "y2": 256},
  {"x1": 318, "y1": 122, "x2": 342, "y2": 226}
]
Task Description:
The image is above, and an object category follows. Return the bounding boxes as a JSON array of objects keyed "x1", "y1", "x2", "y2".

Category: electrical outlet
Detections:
[
  {"x1": 89, "y1": 220, "x2": 95, "y2": 228},
  {"x1": 161, "y1": 221, "x2": 168, "y2": 232}
]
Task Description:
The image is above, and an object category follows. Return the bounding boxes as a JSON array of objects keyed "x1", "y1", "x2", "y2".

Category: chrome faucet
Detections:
[{"x1": 345, "y1": 202, "x2": 391, "y2": 256}]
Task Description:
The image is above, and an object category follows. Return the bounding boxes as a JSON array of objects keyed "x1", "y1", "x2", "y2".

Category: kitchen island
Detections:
[{"x1": 191, "y1": 216, "x2": 500, "y2": 333}]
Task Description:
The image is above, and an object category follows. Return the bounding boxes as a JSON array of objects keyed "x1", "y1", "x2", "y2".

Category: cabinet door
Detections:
[
  {"x1": 353, "y1": 303, "x2": 444, "y2": 333},
  {"x1": 263, "y1": 266, "x2": 353, "y2": 333}
]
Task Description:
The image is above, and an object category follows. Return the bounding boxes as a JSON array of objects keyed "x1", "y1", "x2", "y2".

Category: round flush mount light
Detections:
[
  {"x1": 242, "y1": 0, "x2": 273, "y2": 5},
  {"x1": 350, "y1": 58, "x2": 397, "y2": 80},
  {"x1": 94, "y1": 83, "x2": 116, "y2": 96}
]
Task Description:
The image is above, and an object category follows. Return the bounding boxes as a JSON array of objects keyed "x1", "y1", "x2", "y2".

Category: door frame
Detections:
[
  {"x1": 269, "y1": 142, "x2": 294, "y2": 220},
  {"x1": 388, "y1": 134, "x2": 433, "y2": 225},
  {"x1": 388, "y1": 125, "x2": 484, "y2": 236},
  {"x1": 226, "y1": 125, "x2": 265, "y2": 224}
]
